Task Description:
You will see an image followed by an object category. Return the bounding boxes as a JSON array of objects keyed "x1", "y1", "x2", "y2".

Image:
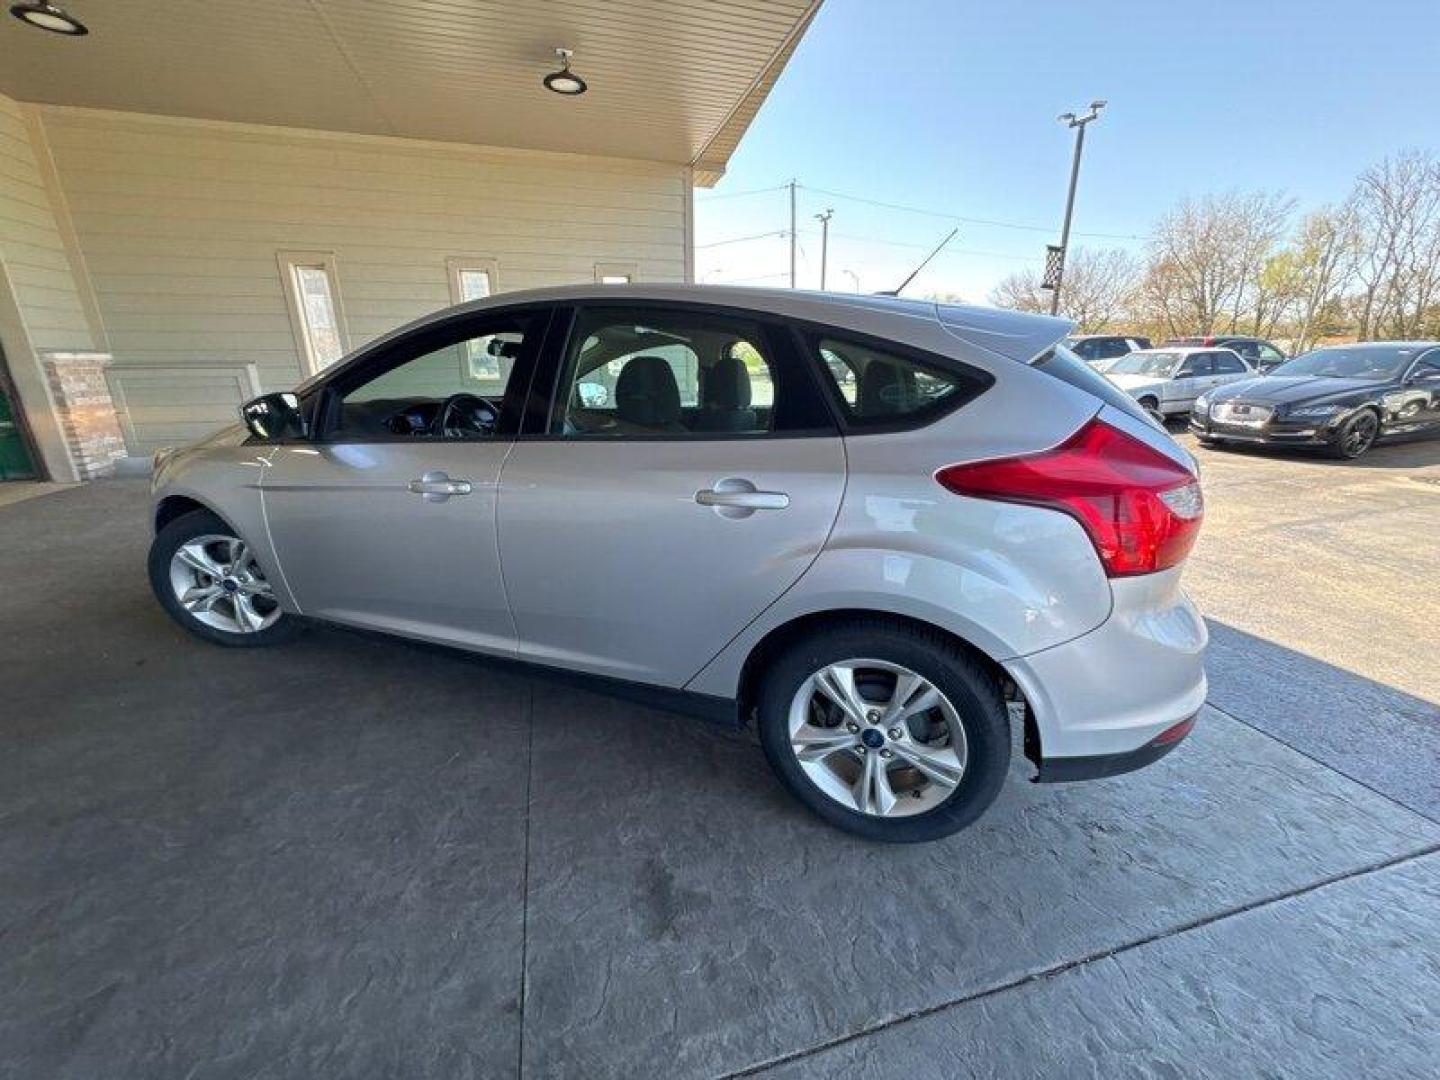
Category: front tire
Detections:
[
  {"x1": 148, "y1": 509, "x2": 298, "y2": 647},
  {"x1": 1326, "y1": 409, "x2": 1380, "y2": 460},
  {"x1": 756, "y1": 621, "x2": 1010, "y2": 842}
]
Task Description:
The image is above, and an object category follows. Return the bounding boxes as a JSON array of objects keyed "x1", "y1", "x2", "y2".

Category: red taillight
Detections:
[{"x1": 935, "y1": 418, "x2": 1204, "y2": 577}]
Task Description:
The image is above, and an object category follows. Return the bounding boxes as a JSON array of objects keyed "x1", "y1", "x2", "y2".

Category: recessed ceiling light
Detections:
[
  {"x1": 543, "y1": 48, "x2": 587, "y2": 96},
  {"x1": 9, "y1": 1, "x2": 87, "y2": 35}
]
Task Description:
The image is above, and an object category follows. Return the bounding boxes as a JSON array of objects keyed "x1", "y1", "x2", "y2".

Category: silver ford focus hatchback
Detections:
[{"x1": 149, "y1": 285, "x2": 1207, "y2": 842}]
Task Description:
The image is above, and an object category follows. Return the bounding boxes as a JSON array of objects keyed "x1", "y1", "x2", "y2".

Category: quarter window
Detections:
[{"x1": 812, "y1": 336, "x2": 977, "y2": 427}]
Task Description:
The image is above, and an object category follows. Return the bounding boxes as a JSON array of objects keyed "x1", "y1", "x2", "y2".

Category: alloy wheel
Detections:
[
  {"x1": 1342, "y1": 412, "x2": 1378, "y2": 458},
  {"x1": 787, "y1": 659, "x2": 968, "y2": 818},
  {"x1": 168, "y1": 533, "x2": 281, "y2": 634}
]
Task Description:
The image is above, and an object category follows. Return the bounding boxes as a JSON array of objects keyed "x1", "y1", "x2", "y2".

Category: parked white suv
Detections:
[{"x1": 148, "y1": 286, "x2": 1207, "y2": 842}]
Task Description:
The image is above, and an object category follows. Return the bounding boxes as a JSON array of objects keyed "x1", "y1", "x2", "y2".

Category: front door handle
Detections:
[
  {"x1": 696, "y1": 477, "x2": 789, "y2": 517},
  {"x1": 408, "y1": 470, "x2": 472, "y2": 503}
]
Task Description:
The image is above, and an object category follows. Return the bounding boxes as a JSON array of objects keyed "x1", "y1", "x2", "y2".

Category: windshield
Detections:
[
  {"x1": 1107, "y1": 352, "x2": 1179, "y2": 377},
  {"x1": 1270, "y1": 346, "x2": 1413, "y2": 381}
]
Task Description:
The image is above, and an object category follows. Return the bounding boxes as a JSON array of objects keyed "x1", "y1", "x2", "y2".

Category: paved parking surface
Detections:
[{"x1": 2, "y1": 457, "x2": 1438, "y2": 1079}]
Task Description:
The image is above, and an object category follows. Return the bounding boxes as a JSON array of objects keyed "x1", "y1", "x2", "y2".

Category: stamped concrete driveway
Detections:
[{"x1": 2, "y1": 464, "x2": 1438, "y2": 1079}]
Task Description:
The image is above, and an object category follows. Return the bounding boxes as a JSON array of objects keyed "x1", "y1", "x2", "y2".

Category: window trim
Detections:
[
  {"x1": 446, "y1": 256, "x2": 500, "y2": 305},
  {"x1": 277, "y1": 250, "x2": 349, "y2": 377}
]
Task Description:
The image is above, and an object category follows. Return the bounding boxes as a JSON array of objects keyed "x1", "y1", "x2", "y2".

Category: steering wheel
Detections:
[{"x1": 435, "y1": 393, "x2": 498, "y2": 438}]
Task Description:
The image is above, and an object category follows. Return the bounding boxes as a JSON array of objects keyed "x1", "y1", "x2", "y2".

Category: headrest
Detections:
[
  {"x1": 615, "y1": 356, "x2": 681, "y2": 427},
  {"x1": 703, "y1": 354, "x2": 753, "y2": 410},
  {"x1": 858, "y1": 359, "x2": 914, "y2": 415}
]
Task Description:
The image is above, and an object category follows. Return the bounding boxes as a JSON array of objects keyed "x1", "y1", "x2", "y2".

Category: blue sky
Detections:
[{"x1": 696, "y1": 0, "x2": 1440, "y2": 299}]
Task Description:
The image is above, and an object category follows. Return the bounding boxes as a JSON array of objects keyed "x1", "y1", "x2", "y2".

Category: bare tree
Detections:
[
  {"x1": 1286, "y1": 204, "x2": 1362, "y2": 352},
  {"x1": 1143, "y1": 190, "x2": 1293, "y2": 334},
  {"x1": 1351, "y1": 151, "x2": 1440, "y2": 339},
  {"x1": 989, "y1": 248, "x2": 1141, "y2": 331}
]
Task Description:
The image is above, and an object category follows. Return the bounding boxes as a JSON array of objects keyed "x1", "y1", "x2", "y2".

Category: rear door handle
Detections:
[
  {"x1": 696, "y1": 489, "x2": 789, "y2": 509},
  {"x1": 696, "y1": 477, "x2": 789, "y2": 516},
  {"x1": 408, "y1": 470, "x2": 472, "y2": 502}
]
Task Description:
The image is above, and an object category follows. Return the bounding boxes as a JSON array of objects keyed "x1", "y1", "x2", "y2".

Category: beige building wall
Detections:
[
  {"x1": 0, "y1": 91, "x2": 96, "y2": 480},
  {"x1": 28, "y1": 105, "x2": 692, "y2": 455}
]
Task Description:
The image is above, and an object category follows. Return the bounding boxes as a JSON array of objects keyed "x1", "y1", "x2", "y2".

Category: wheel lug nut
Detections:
[
  {"x1": 887, "y1": 727, "x2": 903, "y2": 741},
  {"x1": 845, "y1": 722, "x2": 860, "y2": 733},
  {"x1": 866, "y1": 710, "x2": 881, "y2": 723},
  {"x1": 880, "y1": 749, "x2": 893, "y2": 759},
  {"x1": 856, "y1": 746, "x2": 866, "y2": 755}
]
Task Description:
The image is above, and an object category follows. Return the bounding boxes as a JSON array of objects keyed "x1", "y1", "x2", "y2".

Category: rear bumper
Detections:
[
  {"x1": 1003, "y1": 566, "x2": 1208, "y2": 776},
  {"x1": 1034, "y1": 714, "x2": 1198, "y2": 782}
]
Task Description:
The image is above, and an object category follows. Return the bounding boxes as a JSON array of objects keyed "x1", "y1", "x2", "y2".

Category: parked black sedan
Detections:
[{"x1": 1189, "y1": 342, "x2": 1440, "y2": 459}]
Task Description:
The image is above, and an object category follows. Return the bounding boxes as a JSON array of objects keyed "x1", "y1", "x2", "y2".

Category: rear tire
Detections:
[
  {"x1": 148, "y1": 509, "x2": 299, "y2": 647},
  {"x1": 756, "y1": 621, "x2": 1010, "y2": 843}
]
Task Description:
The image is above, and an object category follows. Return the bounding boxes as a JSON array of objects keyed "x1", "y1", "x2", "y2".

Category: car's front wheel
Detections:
[
  {"x1": 1326, "y1": 409, "x2": 1380, "y2": 460},
  {"x1": 148, "y1": 509, "x2": 297, "y2": 647},
  {"x1": 756, "y1": 621, "x2": 1010, "y2": 842}
]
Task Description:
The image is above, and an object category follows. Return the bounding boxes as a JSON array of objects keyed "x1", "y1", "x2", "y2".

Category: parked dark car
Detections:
[
  {"x1": 1063, "y1": 334, "x2": 1152, "y2": 369},
  {"x1": 1189, "y1": 342, "x2": 1440, "y2": 459},
  {"x1": 1163, "y1": 335, "x2": 1287, "y2": 371}
]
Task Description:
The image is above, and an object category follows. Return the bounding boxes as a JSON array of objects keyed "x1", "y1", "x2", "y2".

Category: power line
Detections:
[
  {"x1": 695, "y1": 230, "x2": 787, "y2": 249},
  {"x1": 693, "y1": 184, "x2": 787, "y2": 203},
  {"x1": 792, "y1": 227, "x2": 1042, "y2": 263},
  {"x1": 796, "y1": 183, "x2": 1150, "y2": 242}
]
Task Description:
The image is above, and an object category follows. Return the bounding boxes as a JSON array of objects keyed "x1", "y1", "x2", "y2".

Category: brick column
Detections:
[{"x1": 43, "y1": 351, "x2": 126, "y2": 479}]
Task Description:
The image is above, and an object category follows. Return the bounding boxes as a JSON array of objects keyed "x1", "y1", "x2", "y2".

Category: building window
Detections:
[
  {"x1": 447, "y1": 257, "x2": 499, "y2": 305},
  {"x1": 595, "y1": 262, "x2": 637, "y2": 285},
  {"x1": 278, "y1": 252, "x2": 347, "y2": 375}
]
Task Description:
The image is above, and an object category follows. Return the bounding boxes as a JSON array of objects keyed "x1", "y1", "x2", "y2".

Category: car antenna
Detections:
[{"x1": 875, "y1": 227, "x2": 959, "y2": 296}]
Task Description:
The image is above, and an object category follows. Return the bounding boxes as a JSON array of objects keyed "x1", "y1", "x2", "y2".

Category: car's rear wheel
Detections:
[
  {"x1": 1326, "y1": 409, "x2": 1380, "y2": 460},
  {"x1": 148, "y1": 509, "x2": 298, "y2": 647},
  {"x1": 1138, "y1": 397, "x2": 1165, "y2": 425},
  {"x1": 756, "y1": 621, "x2": 1009, "y2": 842}
]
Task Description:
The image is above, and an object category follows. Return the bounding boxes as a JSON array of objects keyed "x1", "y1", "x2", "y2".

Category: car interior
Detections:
[
  {"x1": 333, "y1": 332, "x2": 526, "y2": 439},
  {"x1": 561, "y1": 322, "x2": 777, "y2": 436}
]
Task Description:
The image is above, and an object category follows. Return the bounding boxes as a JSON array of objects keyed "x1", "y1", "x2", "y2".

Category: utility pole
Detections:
[
  {"x1": 814, "y1": 208, "x2": 833, "y2": 289},
  {"x1": 1047, "y1": 100, "x2": 1106, "y2": 316},
  {"x1": 788, "y1": 179, "x2": 798, "y2": 288}
]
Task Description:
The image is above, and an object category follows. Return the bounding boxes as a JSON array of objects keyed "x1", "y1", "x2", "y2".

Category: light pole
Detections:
[
  {"x1": 1048, "y1": 100, "x2": 1106, "y2": 316},
  {"x1": 814, "y1": 209, "x2": 833, "y2": 289},
  {"x1": 841, "y1": 268, "x2": 861, "y2": 293}
]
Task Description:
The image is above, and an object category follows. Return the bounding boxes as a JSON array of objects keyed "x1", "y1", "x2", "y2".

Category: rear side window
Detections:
[
  {"x1": 1032, "y1": 345, "x2": 1153, "y2": 425},
  {"x1": 1213, "y1": 351, "x2": 1248, "y2": 374},
  {"x1": 811, "y1": 335, "x2": 988, "y2": 428}
]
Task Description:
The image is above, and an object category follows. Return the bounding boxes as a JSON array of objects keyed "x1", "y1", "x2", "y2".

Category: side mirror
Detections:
[{"x1": 241, "y1": 392, "x2": 307, "y2": 440}]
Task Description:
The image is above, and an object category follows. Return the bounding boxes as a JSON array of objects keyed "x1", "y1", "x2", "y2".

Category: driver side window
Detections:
[{"x1": 333, "y1": 315, "x2": 533, "y2": 440}]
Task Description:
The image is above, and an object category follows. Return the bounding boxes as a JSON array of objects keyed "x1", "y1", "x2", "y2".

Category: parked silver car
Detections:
[
  {"x1": 1104, "y1": 346, "x2": 1255, "y2": 421},
  {"x1": 148, "y1": 286, "x2": 1207, "y2": 842}
]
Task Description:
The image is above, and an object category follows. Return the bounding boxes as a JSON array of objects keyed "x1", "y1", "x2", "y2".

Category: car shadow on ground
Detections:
[{"x1": 1183, "y1": 427, "x2": 1440, "y2": 470}]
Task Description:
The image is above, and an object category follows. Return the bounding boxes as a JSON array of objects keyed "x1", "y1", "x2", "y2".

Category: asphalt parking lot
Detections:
[{"x1": 3, "y1": 438, "x2": 1438, "y2": 1079}]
